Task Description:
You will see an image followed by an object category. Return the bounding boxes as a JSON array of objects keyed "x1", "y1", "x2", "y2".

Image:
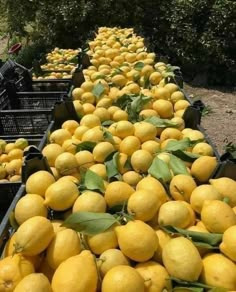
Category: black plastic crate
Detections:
[{"x1": 0, "y1": 109, "x2": 52, "y2": 135}]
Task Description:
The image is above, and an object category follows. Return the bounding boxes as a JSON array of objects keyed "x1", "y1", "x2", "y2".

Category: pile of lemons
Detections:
[
  {"x1": 33, "y1": 48, "x2": 80, "y2": 80},
  {"x1": 0, "y1": 138, "x2": 30, "y2": 182},
  {"x1": 1, "y1": 27, "x2": 236, "y2": 292}
]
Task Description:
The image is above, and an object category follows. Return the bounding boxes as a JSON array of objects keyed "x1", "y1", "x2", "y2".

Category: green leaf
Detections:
[
  {"x1": 134, "y1": 62, "x2": 145, "y2": 71},
  {"x1": 102, "y1": 128, "x2": 115, "y2": 143},
  {"x1": 101, "y1": 120, "x2": 114, "y2": 126},
  {"x1": 62, "y1": 212, "x2": 118, "y2": 235},
  {"x1": 171, "y1": 150, "x2": 200, "y2": 162},
  {"x1": 170, "y1": 277, "x2": 214, "y2": 289},
  {"x1": 110, "y1": 68, "x2": 123, "y2": 77},
  {"x1": 92, "y1": 82, "x2": 105, "y2": 98},
  {"x1": 169, "y1": 154, "x2": 189, "y2": 175},
  {"x1": 173, "y1": 287, "x2": 203, "y2": 292},
  {"x1": 76, "y1": 141, "x2": 96, "y2": 152},
  {"x1": 144, "y1": 116, "x2": 179, "y2": 128},
  {"x1": 130, "y1": 94, "x2": 152, "y2": 115},
  {"x1": 161, "y1": 226, "x2": 222, "y2": 247},
  {"x1": 209, "y1": 288, "x2": 228, "y2": 292},
  {"x1": 84, "y1": 169, "x2": 105, "y2": 193},
  {"x1": 105, "y1": 152, "x2": 120, "y2": 179},
  {"x1": 115, "y1": 94, "x2": 133, "y2": 110},
  {"x1": 148, "y1": 157, "x2": 172, "y2": 183},
  {"x1": 164, "y1": 138, "x2": 192, "y2": 151}
]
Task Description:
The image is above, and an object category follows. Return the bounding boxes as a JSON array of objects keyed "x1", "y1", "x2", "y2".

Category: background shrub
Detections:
[{"x1": 3, "y1": 0, "x2": 236, "y2": 86}]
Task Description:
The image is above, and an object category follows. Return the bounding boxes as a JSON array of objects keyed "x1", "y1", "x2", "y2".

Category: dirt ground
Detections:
[{"x1": 184, "y1": 83, "x2": 236, "y2": 156}]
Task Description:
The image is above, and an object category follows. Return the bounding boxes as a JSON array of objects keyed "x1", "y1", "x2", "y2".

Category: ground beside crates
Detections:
[{"x1": 184, "y1": 83, "x2": 236, "y2": 155}]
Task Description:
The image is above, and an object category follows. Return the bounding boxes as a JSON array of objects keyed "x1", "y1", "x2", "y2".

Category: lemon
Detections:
[
  {"x1": 8, "y1": 149, "x2": 23, "y2": 161},
  {"x1": 158, "y1": 201, "x2": 194, "y2": 228},
  {"x1": 190, "y1": 184, "x2": 222, "y2": 214},
  {"x1": 115, "y1": 220, "x2": 159, "y2": 262},
  {"x1": 44, "y1": 180, "x2": 79, "y2": 211},
  {"x1": 141, "y1": 140, "x2": 160, "y2": 156},
  {"x1": 14, "y1": 273, "x2": 51, "y2": 292},
  {"x1": 164, "y1": 83, "x2": 179, "y2": 94},
  {"x1": 57, "y1": 174, "x2": 80, "y2": 184},
  {"x1": 25, "y1": 171, "x2": 55, "y2": 197},
  {"x1": 174, "y1": 99, "x2": 190, "y2": 111},
  {"x1": 111, "y1": 74, "x2": 127, "y2": 87},
  {"x1": 163, "y1": 237, "x2": 202, "y2": 281},
  {"x1": 115, "y1": 121, "x2": 134, "y2": 138},
  {"x1": 62, "y1": 120, "x2": 80, "y2": 135},
  {"x1": 102, "y1": 265, "x2": 145, "y2": 292},
  {"x1": 80, "y1": 80, "x2": 94, "y2": 92},
  {"x1": 49, "y1": 129, "x2": 72, "y2": 145},
  {"x1": 14, "y1": 216, "x2": 54, "y2": 256},
  {"x1": 98, "y1": 249, "x2": 130, "y2": 277},
  {"x1": 135, "y1": 261, "x2": 172, "y2": 292},
  {"x1": 152, "y1": 87, "x2": 170, "y2": 100},
  {"x1": 220, "y1": 225, "x2": 236, "y2": 261},
  {"x1": 169, "y1": 174, "x2": 197, "y2": 202},
  {"x1": 5, "y1": 159, "x2": 22, "y2": 176},
  {"x1": 93, "y1": 141, "x2": 115, "y2": 162},
  {"x1": 128, "y1": 189, "x2": 160, "y2": 221},
  {"x1": 14, "y1": 194, "x2": 48, "y2": 225},
  {"x1": 200, "y1": 253, "x2": 236, "y2": 290},
  {"x1": 105, "y1": 181, "x2": 135, "y2": 207},
  {"x1": 170, "y1": 91, "x2": 185, "y2": 103},
  {"x1": 183, "y1": 129, "x2": 205, "y2": 141},
  {"x1": 72, "y1": 87, "x2": 84, "y2": 100},
  {"x1": 73, "y1": 126, "x2": 89, "y2": 140},
  {"x1": 93, "y1": 107, "x2": 110, "y2": 122},
  {"x1": 139, "y1": 109, "x2": 159, "y2": 119},
  {"x1": 87, "y1": 226, "x2": 118, "y2": 255},
  {"x1": 209, "y1": 177, "x2": 236, "y2": 207},
  {"x1": 62, "y1": 138, "x2": 80, "y2": 154},
  {"x1": 153, "y1": 99, "x2": 173, "y2": 118},
  {"x1": 171, "y1": 116, "x2": 185, "y2": 131},
  {"x1": 42, "y1": 144, "x2": 64, "y2": 167},
  {"x1": 131, "y1": 149, "x2": 153, "y2": 173},
  {"x1": 160, "y1": 127, "x2": 183, "y2": 142},
  {"x1": 191, "y1": 156, "x2": 217, "y2": 183},
  {"x1": 82, "y1": 102, "x2": 95, "y2": 114},
  {"x1": 73, "y1": 190, "x2": 106, "y2": 213},
  {"x1": 149, "y1": 71, "x2": 162, "y2": 85},
  {"x1": 134, "y1": 122, "x2": 157, "y2": 143},
  {"x1": 136, "y1": 176, "x2": 168, "y2": 205},
  {"x1": 51, "y1": 220, "x2": 66, "y2": 233},
  {"x1": 153, "y1": 229, "x2": 171, "y2": 263},
  {"x1": 201, "y1": 200, "x2": 236, "y2": 233},
  {"x1": 119, "y1": 136, "x2": 141, "y2": 156},
  {"x1": 0, "y1": 254, "x2": 35, "y2": 291},
  {"x1": 80, "y1": 114, "x2": 101, "y2": 128},
  {"x1": 122, "y1": 171, "x2": 142, "y2": 187},
  {"x1": 192, "y1": 142, "x2": 214, "y2": 156},
  {"x1": 51, "y1": 250, "x2": 97, "y2": 292},
  {"x1": 46, "y1": 228, "x2": 81, "y2": 269},
  {"x1": 75, "y1": 150, "x2": 95, "y2": 169}
]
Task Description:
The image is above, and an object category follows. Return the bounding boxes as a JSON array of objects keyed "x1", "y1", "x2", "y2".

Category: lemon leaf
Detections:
[
  {"x1": 84, "y1": 169, "x2": 105, "y2": 193},
  {"x1": 102, "y1": 128, "x2": 115, "y2": 144},
  {"x1": 148, "y1": 157, "x2": 172, "y2": 183},
  {"x1": 173, "y1": 287, "x2": 203, "y2": 292},
  {"x1": 101, "y1": 120, "x2": 114, "y2": 126},
  {"x1": 105, "y1": 151, "x2": 121, "y2": 180},
  {"x1": 134, "y1": 62, "x2": 145, "y2": 71},
  {"x1": 144, "y1": 116, "x2": 179, "y2": 128},
  {"x1": 62, "y1": 212, "x2": 118, "y2": 235},
  {"x1": 164, "y1": 138, "x2": 192, "y2": 151},
  {"x1": 76, "y1": 141, "x2": 96, "y2": 152},
  {"x1": 92, "y1": 82, "x2": 105, "y2": 98},
  {"x1": 169, "y1": 154, "x2": 189, "y2": 175},
  {"x1": 170, "y1": 277, "x2": 214, "y2": 289},
  {"x1": 161, "y1": 226, "x2": 222, "y2": 246},
  {"x1": 171, "y1": 150, "x2": 200, "y2": 162}
]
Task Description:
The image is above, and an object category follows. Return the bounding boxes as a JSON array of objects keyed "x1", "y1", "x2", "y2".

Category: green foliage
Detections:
[{"x1": 3, "y1": 0, "x2": 236, "y2": 85}]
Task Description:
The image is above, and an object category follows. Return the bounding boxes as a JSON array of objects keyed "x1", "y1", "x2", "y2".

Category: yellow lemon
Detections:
[
  {"x1": 115, "y1": 220, "x2": 159, "y2": 262},
  {"x1": 192, "y1": 142, "x2": 214, "y2": 156},
  {"x1": 119, "y1": 136, "x2": 141, "y2": 156},
  {"x1": 153, "y1": 229, "x2": 171, "y2": 264},
  {"x1": 122, "y1": 171, "x2": 142, "y2": 187},
  {"x1": 153, "y1": 99, "x2": 173, "y2": 118},
  {"x1": 72, "y1": 190, "x2": 106, "y2": 213},
  {"x1": 14, "y1": 194, "x2": 48, "y2": 225},
  {"x1": 163, "y1": 237, "x2": 202, "y2": 281},
  {"x1": 80, "y1": 113, "x2": 101, "y2": 128},
  {"x1": 131, "y1": 149, "x2": 153, "y2": 173},
  {"x1": 191, "y1": 156, "x2": 217, "y2": 183},
  {"x1": 14, "y1": 216, "x2": 54, "y2": 256},
  {"x1": 25, "y1": 171, "x2": 55, "y2": 197},
  {"x1": 105, "y1": 181, "x2": 135, "y2": 207},
  {"x1": 46, "y1": 228, "x2": 81, "y2": 269},
  {"x1": 93, "y1": 141, "x2": 115, "y2": 162},
  {"x1": 14, "y1": 273, "x2": 51, "y2": 292},
  {"x1": 51, "y1": 250, "x2": 98, "y2": 292},
  {"x1": 169, "y1": 174, "x2": 197, "y2": 202},
  {"x1": 44, "y1": 180, "x2": 79, "y2": 211},
  {"x1": 201, "y1": 200, "x2": 236, "y2": 233},
  {"x1": 135, "y1": 261, "x2": 172, "y2": 292},
  {"x1": 200, "y1": 253, "x2": 236, "y2": 290},
  {"x1": 62, "y1": 120, "x2": 80, "y2": 135},
  {"x1": 42, "y1": 144, "x2": 64, "y2": 167},
  {"x1": 49, "y1": 129, "x2": 72, "y2": 145}
]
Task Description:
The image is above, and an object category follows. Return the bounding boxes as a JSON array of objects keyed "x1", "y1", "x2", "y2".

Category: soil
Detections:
[{"x1": 184, "y1": 83, "x2": 236, "y2": 156}]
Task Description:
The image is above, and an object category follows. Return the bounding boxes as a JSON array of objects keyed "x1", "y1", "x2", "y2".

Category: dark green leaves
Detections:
[
  {"x1": 134, "y1": 62, "x2": 145, "y2": 71},
  {"x1": 92, "y1": 82, "x2": 105, "y2": 98},
  {"x1": 84, "y1": 169, "x2": 105, "y2": 193},
  {"x1": 144, "y1": 116, "x2": 179, "y2": 128},
  {"x1": 164, "y1": 138, "x2": 192, "y2": 151},
  {"x1": 171, "y1": 150, "x2": 200, "y2": 162},
  {"x1": 76, "y1": 141, "x2": 96, "y2": 152},
  {"x1": 148, "y1": 157, "x2": 172, "y2": 183},
  {"x1": 62, "y1": 212, "x2": 118, "y2": 235},
  {"x1": 161, "y1": 226, "x2": 222, "y2": 248},
  {"x1": 104, "y1": 152, "x2": 121, "y2": 180}
]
